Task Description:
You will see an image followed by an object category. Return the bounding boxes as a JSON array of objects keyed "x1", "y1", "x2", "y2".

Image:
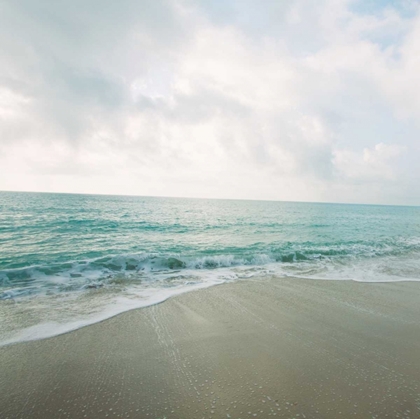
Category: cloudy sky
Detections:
[{"x1": 1, "y1": 0, "x2": 420, "y2": 205}]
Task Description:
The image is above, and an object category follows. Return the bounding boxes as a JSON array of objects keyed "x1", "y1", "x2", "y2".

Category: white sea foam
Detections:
[
  {"x1": 0, "y1": 278, "x2": 226, "y2": 347},
  {"x1": 0, "y1": 267, "x2": 244, "y2": 347},
  {"x1": 2, "y1": 253, "x2": 420, "y2": 346}
]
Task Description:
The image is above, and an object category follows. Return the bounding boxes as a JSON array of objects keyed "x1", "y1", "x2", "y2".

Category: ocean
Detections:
[{"x1": 1, "y1": 191, "x2": 420, "y2": 345}]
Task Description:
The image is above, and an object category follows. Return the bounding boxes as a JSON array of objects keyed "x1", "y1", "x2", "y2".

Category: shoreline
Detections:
[
  {"x1": 2, "y1": 275, "x2": 419, "y2": 349},
  {"x1": 0, "y1": 278, "x2": 228, "y2": 348},
  {"x1": 1, "y1": 277, "x2": 420, "y2": 418}
]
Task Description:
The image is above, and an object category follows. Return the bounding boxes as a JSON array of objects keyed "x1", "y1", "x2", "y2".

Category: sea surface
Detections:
[{"x1": 1, "y1": 191, "x2": 420, "y2": 345}]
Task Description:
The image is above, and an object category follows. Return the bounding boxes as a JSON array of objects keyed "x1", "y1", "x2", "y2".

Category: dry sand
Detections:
[{"x1": 1, "y1": 277, "x2": 420, "y2": 419}]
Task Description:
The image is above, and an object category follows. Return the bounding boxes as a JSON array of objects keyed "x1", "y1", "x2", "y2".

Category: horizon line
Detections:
[{"x1": 1, "y1": 189, "x2": 419, "y2": 208}]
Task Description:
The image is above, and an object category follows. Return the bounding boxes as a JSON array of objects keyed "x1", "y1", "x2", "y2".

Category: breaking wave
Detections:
[{"x1": 2, "y1": 237, "x2": 420, "y2": 301}]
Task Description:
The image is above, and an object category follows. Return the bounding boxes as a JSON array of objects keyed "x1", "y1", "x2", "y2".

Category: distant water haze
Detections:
[{"x1": 1, "y1": 191, "x2": 420, "y2": 345}]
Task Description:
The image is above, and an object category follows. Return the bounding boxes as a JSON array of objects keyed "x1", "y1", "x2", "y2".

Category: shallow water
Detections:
[{"x1": 1, "y1": 191, "x2": 420, "y2": 344}]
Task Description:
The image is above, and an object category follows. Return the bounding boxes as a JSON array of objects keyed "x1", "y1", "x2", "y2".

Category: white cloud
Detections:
[
  {"x1": 333, "y1": 143, "x2": 405, "y2": 181},
  {"x1": 0, "y1": 0, "x2": 419, "y2": 204}
]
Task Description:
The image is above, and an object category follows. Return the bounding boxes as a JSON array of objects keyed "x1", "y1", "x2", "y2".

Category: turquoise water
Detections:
[{"x1": 1, "y1": 191, "x2": 420, "y2": 344}]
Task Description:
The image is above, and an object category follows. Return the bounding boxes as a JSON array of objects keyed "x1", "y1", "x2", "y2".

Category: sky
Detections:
[{"x1": 1, "y1": 0, "x2": 420, "y2": 205}]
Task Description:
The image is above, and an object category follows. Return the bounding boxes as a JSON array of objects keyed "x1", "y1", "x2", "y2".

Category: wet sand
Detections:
[{"x1": 1, "y1": 277, "x2": 420, "y2": 419}]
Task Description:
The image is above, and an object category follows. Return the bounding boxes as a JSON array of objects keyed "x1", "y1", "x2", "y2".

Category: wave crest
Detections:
[{"x1": 2, "y1": 238, "x2": 420, "y2": 300}]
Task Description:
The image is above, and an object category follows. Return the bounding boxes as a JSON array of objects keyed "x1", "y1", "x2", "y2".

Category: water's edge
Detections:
[{"x1": 2, "y1": 275, "x2": 419, "y2": 348}]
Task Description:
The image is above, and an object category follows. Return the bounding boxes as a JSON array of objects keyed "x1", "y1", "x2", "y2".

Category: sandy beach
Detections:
[{"x1": 1, "y1": 277, "x2": 419, "y2": 419}]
